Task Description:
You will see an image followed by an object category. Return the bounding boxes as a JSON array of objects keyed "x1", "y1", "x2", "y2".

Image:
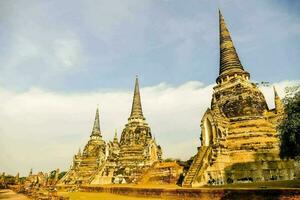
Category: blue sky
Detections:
[
  {"x1": 0, "y1": 0, "x2": 299, "y2": 91},
  {"x1": 0, "y1": 1, "x2": 299, "y2": 176}
]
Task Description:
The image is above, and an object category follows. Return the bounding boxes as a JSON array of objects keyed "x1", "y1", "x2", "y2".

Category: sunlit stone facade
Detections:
[
  {"x1": 183, "y1": 11, "x2": 297, "y2": 187},
  {"x1": 59, "y1": 77, "x2": 162, "y2": 185}
]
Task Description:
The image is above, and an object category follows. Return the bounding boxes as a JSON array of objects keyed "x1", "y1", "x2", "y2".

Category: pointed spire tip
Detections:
[
  {"x1": 217, "y1": 8, "x2": 249, "y2": 83},
  {"x1": 130, "y1": 76, "x2": 144, "y2": 119},
  {"x1": 273, "y1": 86, "x2": 279, "y2": 97},
  {"x1": 91, "y1": 107, "x2": 101, "y2": 138}
]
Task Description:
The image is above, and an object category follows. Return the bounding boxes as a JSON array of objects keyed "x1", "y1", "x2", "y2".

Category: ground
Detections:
[
  {"x1": 59, "y1": 180, "x2": 300, "y2": 200},
  {"x1": 60, "y1": 192, "x2": 162, "y2": 200},
  {"x1": 1, "y1": 180, "x2": 299, "y2": 200},
  {"x1": 0, "y1": 189, "x2": 29, "y2": 200}
]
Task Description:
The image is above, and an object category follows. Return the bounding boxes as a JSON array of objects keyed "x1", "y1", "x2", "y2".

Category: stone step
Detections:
[{"x1": 182, "y1": 146, "x2": 212, "y2": 187}]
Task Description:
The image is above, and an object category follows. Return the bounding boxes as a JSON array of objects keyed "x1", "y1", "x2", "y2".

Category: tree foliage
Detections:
[
  {"x1": 0, "y1": 175, "x2": 16, "y2": 188},
  {"x1": 58, "y1": 171, "x2": 67, "y2": 180},
  {"x1": 49, "y1": 170, "x2": 57, "y2": 179},
  {"x1": 279, "y1": 85, "x2": 300, "y2": 159}
]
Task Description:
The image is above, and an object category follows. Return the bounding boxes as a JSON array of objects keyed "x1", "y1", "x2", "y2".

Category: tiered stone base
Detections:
[{"x1": 192, "y1": 151, "x2": 299, "y2": 187}]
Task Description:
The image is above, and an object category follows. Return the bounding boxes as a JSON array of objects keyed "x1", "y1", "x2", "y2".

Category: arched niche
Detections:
[
  {"x1": 148, "y1": 142, "x2": 158, "y2": 161},
  {"x1": 217, "y1": 128, "x2": 222, "y2": 139},
  {"x1": 201, "y1": 113, "x2": 217, "y2": 146}
]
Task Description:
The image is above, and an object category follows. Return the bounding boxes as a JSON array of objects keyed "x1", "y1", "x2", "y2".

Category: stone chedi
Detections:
[
  {"x1": 59, "y1": 77, "x2": 162, "y2": 185},
  {"x1": 117, "y1": 77, "x2": 162, "y2": 182},
  {"x1": 24, "y1": 169, "x2": 49, "y2": 188},
  {"x1": 90, "y1": 130, "x2": 121, "y2": 185},
  {"x1": 91, "y1": 77, "x2": 162, "y2": 184},
  {"x1": 183, "y1": 11, "x2": 296, "y2": 187},
  {"x1": 59, "y1": 108, "x2": 107, "y2": 185}
]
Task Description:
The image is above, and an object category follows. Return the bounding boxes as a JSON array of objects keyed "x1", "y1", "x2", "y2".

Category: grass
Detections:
[
  {"x1": 58, "y1": 180, "x2": 300, "y2": 200},
  {"x1": 59, "y1": 191, "x2": 162, "y2": 200}
]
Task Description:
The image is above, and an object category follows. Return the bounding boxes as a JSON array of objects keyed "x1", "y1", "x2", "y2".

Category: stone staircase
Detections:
[
  {"x1": 136, "y1": 161, "x2": 159, "y2": 184},
  {"x1": 182, "y1": 146, "x2": 212, "y2": 187},
  {"x1": 75, "y1": 158, "x2": 99, "y2": 184},
  {"x1": 89, "y1": 162, "x2": 107, "y2": 184}
]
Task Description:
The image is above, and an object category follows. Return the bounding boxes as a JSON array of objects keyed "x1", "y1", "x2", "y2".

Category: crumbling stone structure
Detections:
[
  {"x1": 59, "y1": 108, "x2": 107, "y2": 185},
  {"x1": 138, "y1": 161, "x2": 183, "y2": 185},
  {"x1": 91, "y1": 77, "x2": 162, "y2": 184},
  {"x1": 183, "y1": 10, "x2": 298, "y2": 187},
  {"x1": 59, "y1": 77, "x2": 162, "y2": 185},
  {"x1": 24, "y1": 169, "x2": 48, "y2": 188}
]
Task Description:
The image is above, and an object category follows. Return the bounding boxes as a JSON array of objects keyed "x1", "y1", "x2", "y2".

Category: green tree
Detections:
[
  {"x1": 49, "y1": 170, "x2": 56, "y2": 179},
  {"x1": 58, "y1": 171, "x2": 67, "y2": 180},
  {"x1": 279, "y1": 85, "x2": 300, "y2": 159},
  {"x1": 176, "y1": 156, "x2": 195, "y2": 185}
]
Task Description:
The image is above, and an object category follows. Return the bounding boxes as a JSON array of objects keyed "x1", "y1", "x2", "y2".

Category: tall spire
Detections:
[
  {"x1": 129, "y1": 76, "x2": 144, "y2": 119},
  {"x1": 91, "y1": 107, "x2": 102, "y2": 138},
  {"x1": 77, "y1": 148, "x2": 81, "y2": 156},
  {"x1": 15, "y1": 172, "x2": 19, "y2": 183},
  {"x1": 273, "y1": 86, "x2": 284, "y2": 113},
  {"x1": 217, "y1": 10, "x2": 249, "y2": 82},
  {"x1": 113, "y1": 129, "x2": 118, "y2": 143},
  {"x1": 273, "y1": 86, "x2": 279, "y2": 98}
]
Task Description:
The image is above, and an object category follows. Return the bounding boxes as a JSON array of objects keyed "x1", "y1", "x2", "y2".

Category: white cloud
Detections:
[
  {"x1": 0, "y1": 80, "x2": 298, "y2": 176},
  {"x1": 259, "y1": 80, "x2": 300, "y2": 108}
]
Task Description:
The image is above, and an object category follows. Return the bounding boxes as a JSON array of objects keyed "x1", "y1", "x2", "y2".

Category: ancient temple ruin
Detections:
[
  {"x1": 58, "y1": 108, "x2": 106, "y2": 185},
  {"x1": 59, "y1": 77, "x2": 162, "y2": 185},
  {"x1": 116, "y1": 76, "x2": 162, "y2": 181},
  {"x1": 91, "y1": 77, "x2": 162, "y2": 184},
  {"x1": 183, "y1": 10, "x2": 298, "y2": 187}
]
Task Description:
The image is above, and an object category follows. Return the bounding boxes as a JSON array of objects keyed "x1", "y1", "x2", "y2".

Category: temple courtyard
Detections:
[
  {"x1": 0, "y1": 189, "x2": 29, "y2": 200},
  {"x1": 32, "y1": 180, "x2": 300, "y2": 199},
  {"x1": 62, "y1": 181, "x2": 299, "y2": 199}
]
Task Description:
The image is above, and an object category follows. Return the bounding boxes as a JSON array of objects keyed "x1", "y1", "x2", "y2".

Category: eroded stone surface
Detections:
[
  {"x1": 138, "y1": 161, "x2": 183, "y2": 185},
  {"x1": 183, "y1": 11, "x2": 298, "y2": 187},
  {"x1": 59, "y1": 77, "x2": 162, "y2": 186}
]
